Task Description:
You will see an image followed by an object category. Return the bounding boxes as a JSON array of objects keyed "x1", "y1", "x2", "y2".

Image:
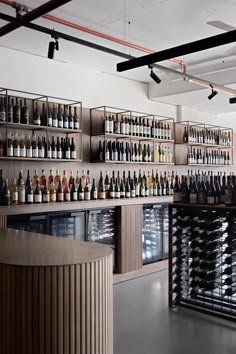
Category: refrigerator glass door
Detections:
[{"x1": 49, "y1": 212, "x2": 86, "y2": 240}]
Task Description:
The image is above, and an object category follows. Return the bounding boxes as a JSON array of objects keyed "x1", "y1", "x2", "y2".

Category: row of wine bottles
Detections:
[
  {"x1": 98, "y1": 141, "x2": 173, "y2": 163},
  {"x1": 104, "y1": 114, "x2": 172, "y2": 140},
  {"x1": 173, "y1": 171, "x2": 236, "y2": 206},
  {"x1": 187, "y1": 148, "x2": 231, "y2": 165},
  {"x1": 170, "y1": 210, "x2": 236, "y2": 297},
  {"x1": 0, "y1": 96, "x2": 80, "y2": 129},
  {"x1": 182, "y1": 126, "x2": 232, "y2": 146},
  {"x1": 0, "y1": 133, "x2": 77, "y2": 159},
  {"x1": 0, "y1": 168, "x2": 174, "y2": 205}
]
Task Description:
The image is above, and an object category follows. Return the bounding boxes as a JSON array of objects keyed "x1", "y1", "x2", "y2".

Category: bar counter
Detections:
[
  {"x1": 0, "y1": 195, "x2": 173, "y2": 216},
  {"x1": 0, "y1": 228, "x2": 113, "y2": 354}
]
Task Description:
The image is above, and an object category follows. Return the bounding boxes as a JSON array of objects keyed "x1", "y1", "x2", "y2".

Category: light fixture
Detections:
[
  {"x1": 149, "y1": 65, "x2": 161, "y2": 84},
  {"x1": 208, "y1": 84, "x2": 218, "y2": 100},
  {"x1": 48, "y1": 31, "x2": 59, "y2": 59}
]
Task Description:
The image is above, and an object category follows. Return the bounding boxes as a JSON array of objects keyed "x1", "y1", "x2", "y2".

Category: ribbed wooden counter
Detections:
[{"x1": 0, "y1": 228, "x2": 113, "y2": 354}]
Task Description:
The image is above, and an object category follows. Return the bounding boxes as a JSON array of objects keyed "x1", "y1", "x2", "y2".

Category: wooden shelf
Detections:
[
  {"x1": 175, "y1": 163, "x2": 231, "y2": 167},
  {"x1": 0, "y1": 121, "x2": 82, "y2": 134},
  {"x1": 93, "y1": 160, "x2": 174, "y2": 165},
  {"x1": 0, "y1": 157, "x2": 82, "y2": 162},
  {"x1": 175, "y1": 142, "x2": 232, "y2": 149},
  {"x1": 91, "y1": 132, "x2": 174, "y2": 143}
]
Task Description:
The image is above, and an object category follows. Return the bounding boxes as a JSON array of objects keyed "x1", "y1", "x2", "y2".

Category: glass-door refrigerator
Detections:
[
  {"x1": 7, "y1": 214, "x2": 48, "y2": 234},
  {"x1": 48, "y1": 211, "x2": 86, "y2": 241},
  {"x1": 87, "y1": 208, "x2": 117, "y2": 272}
]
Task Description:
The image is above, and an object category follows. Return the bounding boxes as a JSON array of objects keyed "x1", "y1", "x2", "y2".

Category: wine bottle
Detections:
[
  {"x1": 3, "y1": 178, "x2": 10, "y2": 206},
  {"x1": 63, "y1": 105, "x2": 69, "y2": 129},
  {"x1": 69, "y1": 106, "x2": 74, "y2": 129},
  {"x1": 42, "y1": 181, "x2": 50, "y2": 203},
  {"x1": 21, "y1": 98, "x2": 29, "y2": 124},
  {"x1": 52, "y1": 104, "x2": 58, "y2": 128},
  {"x1": 74, "y1": 107, "x2": 80, "y2": 130},
  {"x1": 34, "y1": 178, "x2": 42, "y2": 204},
  {"x1": 26, "y1": 176, "x2": 34, "y2": 204},
  {"x1": 70, "y1": 137, "x2": 76, "y2": 159},
  {"x1": 84, "y1": 179, "x2": 91, "y2": 201},
  {"x1": 33, "y1": 102, "x2": 41, "y2": 126},
  {"x1": 57, "y1": 178, "x2": 64, "y2": 202},
  {"x1": 47, "y1": 104, "x2": 53, "y2": 127},
  {"x1": 98, "y1": 172, "x2": 105, "y2": 200},
  {"x1": 13, "y1": 97, "x2": 20, "y2": 124},
  {"x1": 109, "y1": 178, "x2": 115, "y2": 199},
  {"x1": 225, "y1": 175, "x2": 233, "y2": 206},
  {"x1": 20, "y1": 133, "x2": 26, "y2": 158},
  {"x1": 7, "y1": 97, "x2": 13, "y2": 123},
  {"x1": 11, "y1": 177, "x2": 18, "y2": 204},
  {"x1": 32, "y1": 133, "x2": 38, "y2": 158},
  {"x1": 91, "y1": 178, "x2": 97, "y2": 200}
]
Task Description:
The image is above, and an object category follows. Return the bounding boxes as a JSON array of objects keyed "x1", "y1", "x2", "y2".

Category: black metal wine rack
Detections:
[{"x1": 169, "y1": 204, "x2": 236, "y2": 322}]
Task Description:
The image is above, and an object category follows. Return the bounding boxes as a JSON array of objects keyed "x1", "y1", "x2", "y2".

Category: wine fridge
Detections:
[
  {"x1": 142, "y1": 204, "x2": 169, "y2": 265},
  {"x1": 169, "y1": 204, "x2": 236, "y2": 321}
]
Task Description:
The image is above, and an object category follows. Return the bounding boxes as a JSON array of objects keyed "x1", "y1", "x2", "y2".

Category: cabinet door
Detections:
[
  {"x1": 7, "y1": 214, "x2": 47, "y2": 234},
  {"x1": 162, "y1": 205, "x2": 169, "y2": 259},
  {"x1": 142, "y1": 205, "x2": 162, "y2": 265},
  {"x1": 87, "y1": 208, "x2": 116, "y2": 271},
  {"x1": 49, "y1": 212, "x2": 86, "y2": 240}
]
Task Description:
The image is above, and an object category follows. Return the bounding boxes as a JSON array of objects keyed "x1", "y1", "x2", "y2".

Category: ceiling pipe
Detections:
[
  {"x1": 1, "y1": 12, "x2": 236, "y2": 97},
  {"x1": 0, "y1": 0, "x2": 71, "y2": 37},
  {"x1": 0, "y1": 0, "x2": 185, "y2": 69},
  {"x1": 0, "y1": 1, "x2": 234, "y2": 96}
]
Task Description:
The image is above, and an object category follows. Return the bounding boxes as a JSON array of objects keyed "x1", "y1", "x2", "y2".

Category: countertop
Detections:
[
  {"x1": 0, "y1": 228, "x2": 112, "y2": 266},
  {"x1": 0, "y1": 196, "x2": 173, "y2": 216}
]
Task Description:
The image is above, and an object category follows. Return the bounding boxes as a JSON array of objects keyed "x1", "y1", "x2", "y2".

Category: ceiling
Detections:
[{"x1": 1, "y1": 0, "x2": 236, "y2": 113}]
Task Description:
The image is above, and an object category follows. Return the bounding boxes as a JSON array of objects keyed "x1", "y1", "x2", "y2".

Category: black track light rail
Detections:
[
  {"x1": 0, "y1": 0, "x2": 71, "y2": 38},
  {"x1": 117, "y1": 30, "x2": 236, "y2": 72}
]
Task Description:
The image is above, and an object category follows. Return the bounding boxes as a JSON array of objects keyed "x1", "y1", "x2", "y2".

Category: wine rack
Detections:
[
  {"x1": 169, "y1": 204, "x2": 236, "y2": 321},
  {"x1": 90, "y1": 106, "x2": 175, "y2": 165},
  {"x1": 174, "y1": 121, "x2": 233, "y2": 167},
  {"x1": 0, "y1": 87, "x2": 83, "y2": 162}
]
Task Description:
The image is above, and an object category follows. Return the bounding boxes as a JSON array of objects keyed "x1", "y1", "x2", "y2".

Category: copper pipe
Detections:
[{"x1": 0, "y1": 0, "x2": 185, "y2": 68}]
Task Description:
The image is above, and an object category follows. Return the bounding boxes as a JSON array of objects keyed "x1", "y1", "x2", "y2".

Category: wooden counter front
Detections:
[{"x1": 0, "y1": 229, "x2": 113, "y2": 354}]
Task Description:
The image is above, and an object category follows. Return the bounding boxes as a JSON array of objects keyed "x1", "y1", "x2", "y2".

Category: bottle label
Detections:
[
  {"x1": 0, "y1": 112, "x2": 6, "y2": 121},
  {"x1": 14, "y1": 147, "x2": 20, "y2": 157},
  {"x1": 69, "y1": 121, "x2": 74, "y2": 129},
  {"x1": 126, "y1": 191, "x2": 131, "y2": 198},
  {"x1": 65, "y1": 192, "x2": 71, "y2": 202},
  {"x1": 110, "y1": 191, "x2": 115, "y2": 198},
  {"x1": 145, "y1": 189, "x2": 149, "y2": 197},
  {"x1": 39, "y1": 149, "x2": 45, "y2": 158},
  {"x1": 57, "y1": 193, "x2": 64, "y2": 202},
  {"x1": 123, "y1": 153, "x2": 126, "y2": 161},
  {"x1": 78, "y1": 192, "x2": 84, "y2": 200},
  {"x1": 64, "y1": 121, "x2": 69, "y2": 129},
  {"x1": 48, "y1": 117, "x2": 52, "y2": 127},
  {"x1": 47, "y1": 150, "x2": 52, "y2": 159},
  {"x1": 58, "y1": 120, "x2": 63, "y2": 128},
  {"x1": 72, "y1": 192, "x2": 77, "y2": 201},
  {"x1": 120, "y1": 191, "x2": 125, "y2": 198},
  {"x1": 121, "y1": 124, "x2": 125, "y2": 135},
  {"x1": 33, "y1": 119, "x2": 40, "y2": 125},
  {"x1": 19, "y1": 191, "x2": 25, "y2": 204},
  {"x1": 99, "y1": 191, "x2": 105, "y2": 199},
  {"x1": 33, "y1": 148, "x2": 38, "y2": 158},
  {"x1": 57, "y1": 151, "x2": 62, "y2": 159},
  {"x1": 141, "y1": 188, "x2": 145, "y2": 197},
  {"x1": 198, "y1": 192, "x2": 206, "y2": 204},
  {"x1": 105, "y1": 184, "x2": 110, "y2": 191},
  {"x1": 189, "y1": 193, "x2": 197, "y2": 204},
  {"x1": 43, "y1": 194, "x2": 50, "y2": 203},
  {"x1": 113, "y1": 152, "x2": 118, "y2": 161},
  {"x1": 34, "y1": 194, "x2": 42, "y2": 203},
  {"x1": 75, "y1": 121, "x2": 80, "y2": 130},
  {"x1": 149, "y1": 187, "x2": 154, "y2": 196},
  {"x1": 135, "y1": 185, "x2": 140, "y2": 197},
  {"x1": 66, "y1": 151, "x2": 70, "y2": 159},
  {"x1": 12, "y1": 191, "x2": 18, "y2": 202},
  {"x1": 109, "y1": 121, "x2": 114, "y2": 133},
  {"x1": 53, "y1": 119, "x2": 58, "y2": 127},
  {"x1": 105, "y1": 152, "x2": 110, "y2": 161},
  {"x1": 115, "y1": 191, "x2": 120, "y2": 198},
  {"x1": 27, "y1": 194, "x2": 34, "y2": 203},
  {"x1": 20, "y1": 147, "x2": 26, "y2": 157},
  {"x1": 105, "y1": 120, "x2": 110, "y2": 133},
  {"x1": 225, "y1": 190, "x2": 232, "y2": 205},
  {"x1": 50, "y1": 193, "x2": 56, "y2": 203},
  {"x1": 207, "y1": 196, "x2": 215, "y2": 205},
  {"x1": 84, "y1": 192, "x2": 91, "y2": 201},
  {"x1": 131, "y1": 190, "x2": 136, "y2": 198},
  {"x1": 52, "y1": 150, "x2": 57, "y2": 159},
  {"x1": 92, "y1": 191, "x2": 98, "y2": 200},
  {"x1": 173, "y1": 192, "x2": 182, "y2": 203},
  {"x1": 153, "y1": 188, "x2": 158, "y2": 196},
  {"x1": 71, "y1": 151, "x2": 77, "y2": 159}
]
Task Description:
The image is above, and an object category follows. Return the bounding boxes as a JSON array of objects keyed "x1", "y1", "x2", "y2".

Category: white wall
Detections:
[
  {"x1": 181, "y1": 106, "x2": 236, "y2": 130},
  {"x1": 1, "y1": 47, "x2": 176, "y2": 118}
]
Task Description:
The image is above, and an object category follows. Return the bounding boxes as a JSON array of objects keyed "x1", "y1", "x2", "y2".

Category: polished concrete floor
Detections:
[{"x1": 114, "y1": 270, "x2": 236, "y2": 354}]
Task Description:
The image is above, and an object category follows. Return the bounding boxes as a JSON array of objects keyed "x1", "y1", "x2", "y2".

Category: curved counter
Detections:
[{"x1": 0, "y1": 228, "x2": 113, "y2": 354}]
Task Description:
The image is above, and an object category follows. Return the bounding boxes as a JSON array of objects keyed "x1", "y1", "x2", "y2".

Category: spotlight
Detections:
[
  {"x1": 229, "y1": 97, "x2": 236, "y2": 104},
  {"x1": 208, "y1": 85, "x2": 218, "y2": 100},
  {"x1": 149, "y1": 66, "x2": 161, "y2": 84},
  {"x1": 48, "y1": 32, "x2": 59, "y2": 60}
]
